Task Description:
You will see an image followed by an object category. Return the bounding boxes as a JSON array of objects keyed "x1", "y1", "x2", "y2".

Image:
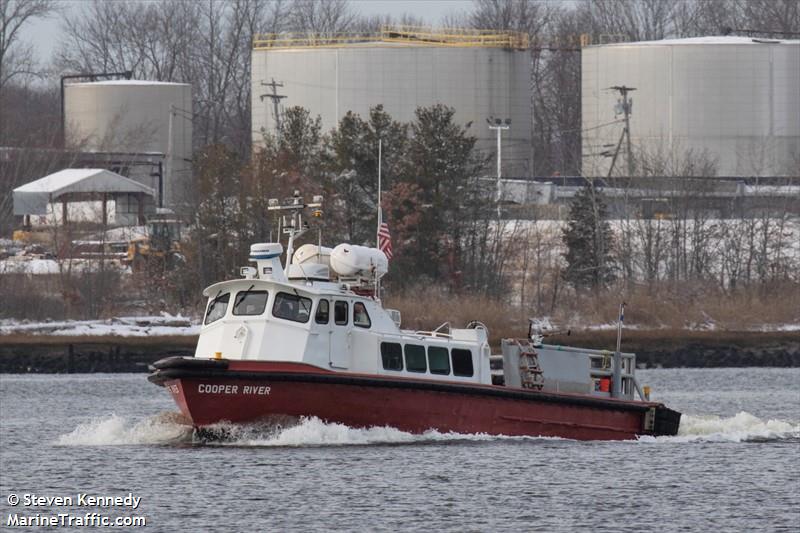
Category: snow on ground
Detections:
[
  {"x1": 527, "y1": 315, "x2": 798, "y2": 333},
  {"x1": 0, "y1": 258, "x2": 129, "y2": 275},
  {"x1": 0, "y1": 313, "x2": 200, "y2": 337},
  {"x1": 0, "y1": 314, "x2": 795, "y2": 338}
]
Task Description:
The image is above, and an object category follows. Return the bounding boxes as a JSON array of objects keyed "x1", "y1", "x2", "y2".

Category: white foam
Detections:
[
  {"x1": 56, "y1": 413, "x2": 192, "y2": 446},
  {"x1": 55, "y1": 412, "x2": 798, "y2": 447},
  {"x1": 638, "y1": 411, "x2": 800, "y2": 443},
  {"x1": 211, "y1": 417, "x2": 526, "y2": 447}
]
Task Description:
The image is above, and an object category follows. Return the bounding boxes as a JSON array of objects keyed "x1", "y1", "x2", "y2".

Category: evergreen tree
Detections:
[
  {"x1": 562, "y1": 181, "x2": 616, "y2": 290},
  {"x1": 325, "y1": 105, "x2": 408, "y2": 245},
  {"x1": 397, "y1": 104, "x2": 488, "y2": 286}
]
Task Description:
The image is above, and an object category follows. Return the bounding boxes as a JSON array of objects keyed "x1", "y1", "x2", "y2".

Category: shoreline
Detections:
[{"x1": 0, "y1": 330, "x2": 798, "y2": 373}]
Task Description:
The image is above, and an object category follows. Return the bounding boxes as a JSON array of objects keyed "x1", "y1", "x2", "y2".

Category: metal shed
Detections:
[{"x1": 13, "y1": 168, "x2": 155, "y2": 225}]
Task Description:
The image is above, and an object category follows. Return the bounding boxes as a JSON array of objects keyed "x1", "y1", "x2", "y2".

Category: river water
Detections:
[{"x1": 1, "y1": 368, "x2": 798, "y2": 532}]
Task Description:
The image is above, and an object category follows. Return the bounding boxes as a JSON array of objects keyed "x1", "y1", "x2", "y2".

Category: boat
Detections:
[{"x1": 148, "y1": 191, "x2": 681, "y2": 440}]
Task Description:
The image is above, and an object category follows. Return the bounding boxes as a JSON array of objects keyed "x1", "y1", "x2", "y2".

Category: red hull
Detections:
[{"x1": 149, "y1": 358, "x2": 680, "y2": 441}]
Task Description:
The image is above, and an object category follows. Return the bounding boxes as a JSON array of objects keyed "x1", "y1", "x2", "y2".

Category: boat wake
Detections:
[
  {"x1": 202, "y1": 416, "x2": 520, "y2": 447},
  {"x1": 55, "y1": 412, "x2": 193, "y2": 446},
  {"x1": 641, "y1": 411, "x2": 800, "y2": 443},
  {"x1": 55, "y1": 411, "x2": 798, "y2": 447}
]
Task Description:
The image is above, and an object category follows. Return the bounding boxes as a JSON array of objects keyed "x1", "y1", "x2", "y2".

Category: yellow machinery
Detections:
[{"x1": 127, "y1": 212, "x2": 183, "y2": 271}]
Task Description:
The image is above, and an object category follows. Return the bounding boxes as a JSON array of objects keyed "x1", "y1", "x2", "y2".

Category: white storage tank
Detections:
[
  {"x1": 64, "y1": 80, "x2": 192, "y2": 207},
  {"x1": 582, "y1": 37, "x2": 800, "y2": 177},
  {"x1": 252, "y1": 29, "x2": 532, "y2": 177}
]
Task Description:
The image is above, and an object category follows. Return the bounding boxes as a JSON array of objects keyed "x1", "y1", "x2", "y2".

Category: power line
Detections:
[
  {"x1": 606, "y1": 85, "x2": 636, "y2": 177},
  {"x1": 260, "y1": 78, "x2": 287, "y2": 132}
]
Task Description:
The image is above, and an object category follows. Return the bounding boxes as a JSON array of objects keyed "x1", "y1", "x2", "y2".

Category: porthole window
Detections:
[
  {"x1": 404, "y1": 344, "x2": 426, "y2": 373},
  {"x1": 428, "y1": 346, "x2": 450, "y2": 375},
  {"x1": 335, "y1": 301, "x2": 349, "y2": 325},
  {"x1": 204, "y1": 293, "x2": 229, "y2": 324},
  {"x1": 353, "y1": 302, "x2": 371, "y2": 328},
  {"x1": 451, "y1": 348, "x2": 474, "y2": 377},
  {"x1": 381, "y1": 342, "x2": 403, "y2": 371},
  {"x1": 232, "y1": 290, "x2": 268, "y2": 316}
]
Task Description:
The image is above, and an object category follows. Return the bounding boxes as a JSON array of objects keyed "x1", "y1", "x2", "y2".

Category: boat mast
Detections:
[
  {"x1": 267, "y1": 190, "x2": 323, "y2": 274},
  {"x1": 612, "y1": 302, "x2": 625, "y2": 398}
]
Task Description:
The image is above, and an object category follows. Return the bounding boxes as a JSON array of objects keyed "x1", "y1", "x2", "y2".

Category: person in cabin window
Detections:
[
  {"x1": 354, "y1": 302, "x2": 369, "y2": 327},
  {"x1": 278, "y1": 298, "x2": 295, "y2": 319}
]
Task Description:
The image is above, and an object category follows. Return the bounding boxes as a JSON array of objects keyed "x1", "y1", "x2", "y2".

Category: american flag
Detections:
[{"x1": 378, "y1": 221, "x2": 393, "y2": 260}]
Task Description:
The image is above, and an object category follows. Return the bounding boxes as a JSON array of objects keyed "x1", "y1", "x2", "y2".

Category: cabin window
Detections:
[
  {"x1": 272, "y1": 292, "x2": 312, "y2": 323},
  {"x1": 232, "y1": 290, "x2": 268, "y2": 316},
  {"x1": 451, "y1": 348, "x2": 474, "y2": 377},
  {"x1": 315, "y1": 299, "x2": 330, "y2": 324},
  {"x1": 204, "y1": 293, "x2": 230, "y2": 324},
  {"x1": 353, "y1": 302, "x2": 371, "y2": 328},
  {"x1": 428, "y1": 346, "x2": 450, "y2": 375},
  {"x1": 381, "y1": 342, "x2": 403, "y2": 371},
  {"x1": 334, "y1": 301, "x2": 349, "y2": 325},
  {"x1": 404, "y1": 344, "x2": 426, "y2": 373}
]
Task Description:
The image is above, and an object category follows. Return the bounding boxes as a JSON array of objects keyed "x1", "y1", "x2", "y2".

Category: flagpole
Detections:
[
  {"x1": 376, "y1": 138, "x2": 382, "y2": 300},
  {"x1": 377, "y1": 138, "x2": 382, "y2": 247}
]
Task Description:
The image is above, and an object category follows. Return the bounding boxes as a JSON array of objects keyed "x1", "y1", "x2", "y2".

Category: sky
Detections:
[{"x1": 21, "y1": 0, "x2": 475, "y2": 65}]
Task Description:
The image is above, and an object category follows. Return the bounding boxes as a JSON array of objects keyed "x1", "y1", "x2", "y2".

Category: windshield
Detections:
[
  {"x1": 233, "y1": 290, "x2": 269, "y2": 316},
  {"x1": 204, "y1": 293, "x2": 230, "y2": 324},
  {"x1": 272, "y1": 292, "x2": 312, "y2": 323}
]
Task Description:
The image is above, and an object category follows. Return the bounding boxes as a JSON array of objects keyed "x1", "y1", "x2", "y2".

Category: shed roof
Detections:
[{"x1": 13, "y1": 168, "x2": 155, "y2": 215}]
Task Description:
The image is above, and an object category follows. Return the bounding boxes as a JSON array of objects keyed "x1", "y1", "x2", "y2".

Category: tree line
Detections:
[
  {"x1": 1, "y1": 0, "x2": 798, "y2": 326},
  {"x1": 182, "y1": 103, "x2": 512, "y2": 302},
  {"x1": 3, "y1": 0, "x2": 797, "y2": 171}
]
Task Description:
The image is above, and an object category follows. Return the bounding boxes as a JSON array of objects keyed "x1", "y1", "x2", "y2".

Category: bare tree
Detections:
[
  {"x1": 57, "y1": 0, "x2": 286, "y2": 156},
  {"x1": 738, "y1": 0, "x2": 799, "y2": 35},
  {"x1": 576, "y1": 0, "x2": 684, "y2": 42},
  {"x1": 288, "y1": 0, "x2": 356, "y2": 35},
  {"x1": 469, "y1": 0, "x2": 554, "y2": 34},
  {"x1": 351, "y1": 13, "x2": 426, "y2": 33},
  {"x1": 0, "y1": 0, "x2": 54, "y2": 89}
]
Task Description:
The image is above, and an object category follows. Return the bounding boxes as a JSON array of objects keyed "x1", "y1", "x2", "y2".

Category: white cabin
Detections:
[{"x1": 195, "y1": 242, "x2": 492, "y2": 386}]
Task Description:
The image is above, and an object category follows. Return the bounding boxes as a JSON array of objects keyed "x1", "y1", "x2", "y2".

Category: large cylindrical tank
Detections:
[
  {"x1": 252, "y1": 43, "x2": 532, "y2": 177},
  {"x1": 64, "y1": 80, "x2": 192, "y2": 207},
  {"x1": 582, "y1": 37, "x2": 800, "y2": 177}
]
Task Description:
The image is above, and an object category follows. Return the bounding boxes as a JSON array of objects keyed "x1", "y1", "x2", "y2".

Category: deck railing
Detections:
[{"x1": 253, "y1": 25, "x2": 530, "y2": 50}]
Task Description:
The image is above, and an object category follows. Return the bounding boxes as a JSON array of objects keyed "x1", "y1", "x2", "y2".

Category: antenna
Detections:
[
  {"x1": 376, "y1": 138, "x2": 383, "y2": 300},
  {"x1": 267, "y1": 191, "x2": 324, "y2": 274}
]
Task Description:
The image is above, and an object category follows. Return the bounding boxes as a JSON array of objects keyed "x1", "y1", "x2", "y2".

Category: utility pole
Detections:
[
  {"x1": 260, "y1": 78, "x2": 287, "y2": 133},
  {"x1": 608, "y1": 85, "x2": 636, "y2": 177},
  {"x1": 487, "y1": 117, "x2": 511, "y2": 218}
]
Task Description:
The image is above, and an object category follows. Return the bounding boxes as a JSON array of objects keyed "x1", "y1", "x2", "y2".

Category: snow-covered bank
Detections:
[
  {"x1": 0, "y1": 313, "x2": 200, "y2": 337},
  {"x1": 0, "y1": 314, "x2": 795, "y2": 341}
]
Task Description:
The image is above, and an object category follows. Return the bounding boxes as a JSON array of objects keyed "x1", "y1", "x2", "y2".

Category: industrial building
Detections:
[
  {"x1": 251, "y1": 27, "x2": 533, "y2": 177},
  {"x1": 582, "y1": 36, "x2": 800, "y2": 178},
  {"x1": 64, "y1": 80, "x2": 193, "y2": 207}
]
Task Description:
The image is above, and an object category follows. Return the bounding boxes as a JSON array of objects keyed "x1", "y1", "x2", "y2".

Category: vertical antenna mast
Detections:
[
  {"x1": 375, "y1": 139, "x2": 383, "y2": 300},
  {"x1": 267, "y1": 191, "x2": 323, "y2": 274},
  {"x1": 377, "y1": 138, "x2": 382, "y2": 247},
  {"x1": 613, "y1": 301, "x2": 626, "y2": 398}
]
